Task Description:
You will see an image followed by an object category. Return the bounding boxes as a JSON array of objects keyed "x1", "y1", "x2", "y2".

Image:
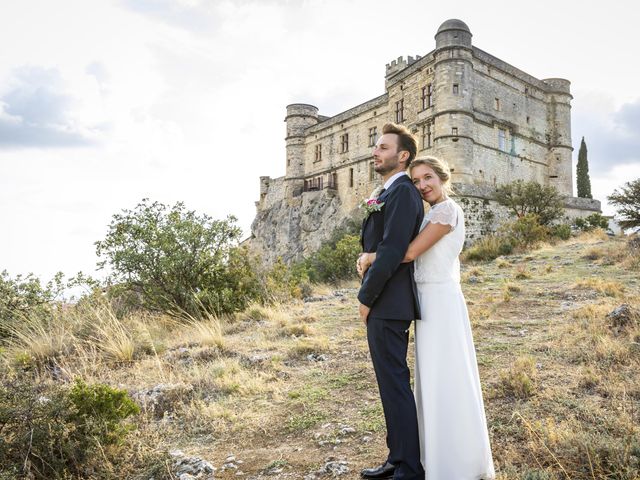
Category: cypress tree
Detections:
[{"x1": 576, "y1": 137, "x2": 592, "y2": 198}]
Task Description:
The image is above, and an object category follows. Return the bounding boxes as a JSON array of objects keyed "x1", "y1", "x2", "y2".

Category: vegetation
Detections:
[
  {"x1": 3, "y1": 193, "x2": 639, "y2": 478},
  {"x1": 495, "y1": 180, "x2": 564, "y2": 226},
  {"x1": 95, "y1": 199, "x2": 262, "y2": 317},
  {"x1": 576, "y1": 136, "x2": 592, "y2": 198},
  {"x1": 303, "y1": 233, "x2": 361, "y2": 284},
  {"x1": 1, "y1": 229, "x2": 639, "y2": 479},
  {"x1": 0, "y1": 378, "x2": 139, "y2": 479},
  {"x1": 574, "y1": 212, "x2": 610, "y2": 232},
  {"x1": 0, "y1": 270, "x2": 63, "y2": 339},
  {"x1": 608, "y1": 178, "x2": 640, "y2": 231}
]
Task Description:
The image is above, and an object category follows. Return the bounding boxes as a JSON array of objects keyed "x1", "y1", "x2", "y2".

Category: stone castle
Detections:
[{"x1": 250, "y1": 19, "x2": 600, "y2": 264}]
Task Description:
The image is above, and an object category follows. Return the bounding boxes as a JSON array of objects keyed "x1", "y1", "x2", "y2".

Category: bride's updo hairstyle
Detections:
[{"x1": 409, "y1": 156, "x2": 454, "y2": 196}]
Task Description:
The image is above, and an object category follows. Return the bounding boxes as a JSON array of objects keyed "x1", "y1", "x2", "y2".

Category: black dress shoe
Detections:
[{"x1": 361, "y1": 461, "x2": 396, "y2": 479}]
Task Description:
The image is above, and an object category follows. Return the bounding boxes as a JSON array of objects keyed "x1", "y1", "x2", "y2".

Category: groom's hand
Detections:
[{"x1": 359, "y1": 303, "x2": 371, "y2": 326}]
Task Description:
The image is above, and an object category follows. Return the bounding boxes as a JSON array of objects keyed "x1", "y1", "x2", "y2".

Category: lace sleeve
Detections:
[{"x1": 428, "y1": 201, "x2": 458, "y2": 230}]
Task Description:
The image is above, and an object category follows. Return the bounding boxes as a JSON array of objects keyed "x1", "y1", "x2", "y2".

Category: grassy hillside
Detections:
[{"x1": 2, "y1": 231, "x2": 639, "y2": 479}]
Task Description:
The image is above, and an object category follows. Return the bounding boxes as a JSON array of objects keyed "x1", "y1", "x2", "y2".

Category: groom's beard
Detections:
[{"x1": 374, "y1": 155, "x2": 400, "y2": 176}]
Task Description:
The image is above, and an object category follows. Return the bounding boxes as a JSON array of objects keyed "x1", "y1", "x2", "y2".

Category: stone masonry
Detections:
[{"x1": 250, "y1": 19, "x2": 601, "y2": 265}]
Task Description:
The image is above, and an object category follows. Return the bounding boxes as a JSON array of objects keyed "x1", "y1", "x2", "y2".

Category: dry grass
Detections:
[
  {"x1": 187, "y1": 315, "x2": 225, "y2": 349},
  {"x1": 573, "y1": 278, "x2": 626, "y2": 297},
  {"x1": 2, "y1": 234, "x2": 639, "y2": 479},
  {"x1": 514, "y1": 265, "x2": 532, "y2": 280}
]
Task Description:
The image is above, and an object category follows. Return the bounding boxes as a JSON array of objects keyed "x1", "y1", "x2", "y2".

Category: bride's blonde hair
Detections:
[{"x1": 409, "y1": 156, "x2": 454, "y2": 196}]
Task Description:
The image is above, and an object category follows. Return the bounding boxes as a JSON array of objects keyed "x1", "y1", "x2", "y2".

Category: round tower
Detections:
[
  {"x1": 285, "y1": 104, "x2": 318, "y2": 182},
  {"x1": 543, "y1": 78, "x2": 573, "y2": 196},
  {"x1": 432, "y1": 19, "x2": 475, "y2": 184}
]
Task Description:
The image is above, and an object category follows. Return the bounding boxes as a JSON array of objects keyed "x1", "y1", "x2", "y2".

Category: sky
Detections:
[{"x1": 1, "y1": 0, "x2": 639, "y2": 283}]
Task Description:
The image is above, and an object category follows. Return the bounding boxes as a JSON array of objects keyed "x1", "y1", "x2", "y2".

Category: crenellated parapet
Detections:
[{"x1": 385, "y1": 55, "x2": 422, "y2": 78}]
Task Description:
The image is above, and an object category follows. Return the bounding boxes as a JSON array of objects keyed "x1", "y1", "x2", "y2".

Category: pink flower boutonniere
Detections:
[{"x1": 360, "y1": 198, "x2": 385, "y2": 218}]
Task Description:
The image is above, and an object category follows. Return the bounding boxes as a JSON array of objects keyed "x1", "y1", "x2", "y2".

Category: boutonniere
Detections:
[{"x1": 360, "y1": 198, "x2": 385, "y2": 217}]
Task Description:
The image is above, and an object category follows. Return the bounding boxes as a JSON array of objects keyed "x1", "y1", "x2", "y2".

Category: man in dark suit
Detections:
[{"x1": 358, "y1": 123, "x2": 425, "y2": 480}]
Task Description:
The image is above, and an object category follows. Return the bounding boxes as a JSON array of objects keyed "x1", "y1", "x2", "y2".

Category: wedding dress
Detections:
[{"x1": 413, "y1": 198, "x2": 495, "y2": 479}]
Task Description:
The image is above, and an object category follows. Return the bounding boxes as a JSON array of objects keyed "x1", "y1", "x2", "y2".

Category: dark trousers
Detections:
[{"x1": 367, "y1": 317, "x2": 424, "y2": 480}]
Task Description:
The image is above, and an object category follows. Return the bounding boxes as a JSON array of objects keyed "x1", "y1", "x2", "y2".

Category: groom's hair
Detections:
[{"x1": 382, "y1": 123, "x2": 418, "y2": 168}]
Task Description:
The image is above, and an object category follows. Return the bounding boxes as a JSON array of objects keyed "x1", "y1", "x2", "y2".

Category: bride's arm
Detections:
[
  {"x1": 358, "y1": 221, "x2": 451, "y2": 276},
  {"x1": 402, "y1": 222, "x2": 451, "y2": 262}
]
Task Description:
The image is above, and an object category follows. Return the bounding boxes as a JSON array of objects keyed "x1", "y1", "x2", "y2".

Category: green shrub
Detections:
[
  {"x1": 0, "y1": 377, "x2": 139, "y2": 478},
  {"x1": 0, "y1": 271, "x2": 64, "y2": 340},
  {"x1": 573, "y1": 213, "x2": 609, "y2": 232},
  {"x1": 304, "y1": 234, "x2": 361, "y2": 283},
  {"x1": 96, "y1": 199, "x2": 262, "y2": 317},
  {"x1": 550, "y1": 223, "x2": 572, "y2": 240},
  {"x1": 264, "y1": 258, "x2": 311, "y2": 301},
  {"x1": 463, "y1": 235, "x2": 514, "y2": 262},
  {"x1": 495, "y1": 180, "x2": 564, "y2": 226},
  {"x1": 608, "y1": 178, "x2": 640, "y2": 230},
  {"x1": 501, "y1": 214, "x2": 550, "y2": 247}
]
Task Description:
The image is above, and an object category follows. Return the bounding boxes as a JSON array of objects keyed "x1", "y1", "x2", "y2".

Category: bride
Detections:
[{"x1": 358, "y1": 156, "x2": 495, "y2": 480}]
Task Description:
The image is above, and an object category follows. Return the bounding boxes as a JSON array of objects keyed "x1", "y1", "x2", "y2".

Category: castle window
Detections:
[
  {"x1": 525, "y1": 87, "x2": 529, "y2": 95},
  {"x1": 421, "y1": 121, "x2": 432, "y2": 149},
  {"x1": 494, "y1": 98, "x2": 501, "y2": 111},
  {"x1": 340, "y1": 134, "x2": 349, "y2": 153},
  {"x1": 453, "y1": 84, "x2": 459, "y2": 94},
  {"x1": 395, "y1": 99, "x2": 404, "y2": 123},
  {"x1": 526, "y1": 116, "x2": 530, "y2": 124},
  {"x1": 328, "y1": 172, "x2": 338, "y2": 189},
  {"x1": 498, "y1": 128, "x2": 507, "y2": 151},
  {"x1": 421, "y1": 85, "x2": 433, "y2": 110},
  {"x1": 369, "y1": 162, "x2": 375, "y2": 181},
  {"x1": 368, "y1": 127, "x2": 377, "y2": 147},
  {"x1": 314, "y1": 144, "x2": 322, "y2": 162},
  {"x1": 349, "y1": 168, "x2": 354, "y2": 187},
  {"x1": 451, "y1": 127, "x2": 458, "y2": 136}
]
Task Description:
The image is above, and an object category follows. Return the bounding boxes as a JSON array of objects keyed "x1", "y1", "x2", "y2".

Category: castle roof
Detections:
[{"x1": 436, "y1": 19, "x2": 471, "y2": 35}]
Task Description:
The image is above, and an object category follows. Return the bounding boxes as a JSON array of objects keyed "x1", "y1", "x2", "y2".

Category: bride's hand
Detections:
[{"x1": 357, "y1": 252, "x2": 376, "y2": 278}]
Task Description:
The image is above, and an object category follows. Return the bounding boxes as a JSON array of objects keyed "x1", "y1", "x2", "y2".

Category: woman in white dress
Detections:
[{"x1": 358, "y1": 157, "x2": 495, "y2": 480}]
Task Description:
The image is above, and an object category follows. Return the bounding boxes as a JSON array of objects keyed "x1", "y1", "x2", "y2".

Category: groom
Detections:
[{"x1": 358, "y1": 123, "x2": 424, "y2": 480}]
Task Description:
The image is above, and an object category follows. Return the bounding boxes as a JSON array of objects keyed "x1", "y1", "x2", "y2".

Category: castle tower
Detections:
[
  {"x1": 543, "y1": 78, "x2": 573, "y2": 196},
  {"x1": 285, "y1": 104, "x2": 318, "y2": 198},
  {"x1": 435, "y1": 18, "x2": 472, "y2": 50},
  {"x1": 432, "y1": 19, "x2": 475, "y2": 183}
]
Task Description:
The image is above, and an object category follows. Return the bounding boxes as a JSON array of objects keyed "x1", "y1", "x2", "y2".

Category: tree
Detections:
[
  {"x1": 608, "y1": 178, "x2": 640, "y2": 231},
  {"x1": 573, "y1": 213, "x2": 609, "y2": 232},
  {"x1": 0, "y1": 271, "x2": 64, "y2": 339},
  {"x1": 95, "y1": 199, "x2": 260, "y2": 317},
  {"x1": 494, "y1": 180, "x2": 565, "y2": 226},
  {"x1": 576, "y1": 137, "x2": 592, "y2": 198}
]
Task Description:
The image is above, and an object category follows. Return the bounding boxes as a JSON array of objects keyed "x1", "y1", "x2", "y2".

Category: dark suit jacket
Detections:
[{"x1": 357, "y1": 174, "x2": 424, "y2": 320}]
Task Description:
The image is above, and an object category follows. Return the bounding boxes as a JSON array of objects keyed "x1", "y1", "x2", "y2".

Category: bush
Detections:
[
  {"x1": 550, "y1": 223, "x2": 572, "y2": 240},
  {"x1": 501, "y1": 214, "x2": 550, "y2": 247},
  {"x1": 304, "y1": 233, "x2": 361, "y2": 283},
  {"x1": 0, "y1": 377, "x2": 139, "y2": 478},
  {"x1": 263, "y1": 258, "x2": 311, "y2": 301},
  {"x1": 573, "y1": 213, "x2": 609, "y2": 232},
  {"x1": 0, "y1": 271, "x2": 64, "y2": 340},
  {"x1": 495, "y1": 180, "x2": 564, "y2": 226},
  {"x1": 608, "y1": 178, "x2": 640, "y2": 231},
  {"x1": 463, "y1": 235, "x2": 514, "y2": 262},
  {"x1": 96, "y1": 199, "x2": 261, "y2": 317}
]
